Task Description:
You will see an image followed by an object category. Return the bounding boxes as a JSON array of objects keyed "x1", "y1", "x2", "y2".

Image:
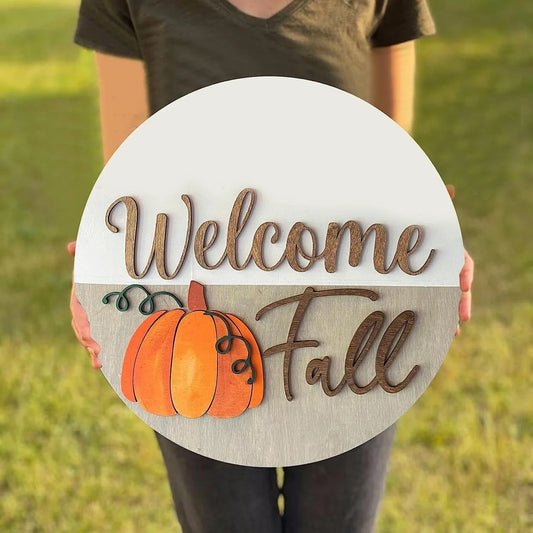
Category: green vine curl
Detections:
[
  {"x1": 204, "y1": 310, "x2": 255, "y2": 385},
  {"x1": 102, "y1": 284, "x2": 183, "y2": 315}
]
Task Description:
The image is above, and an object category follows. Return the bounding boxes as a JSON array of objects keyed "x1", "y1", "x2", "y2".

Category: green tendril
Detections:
[
  {"x1": 204, "y1": 311, "x2": 255, "y2": 385},
  {"x1": 103, "y1": 284, "x2": 183, "y2": 315}
]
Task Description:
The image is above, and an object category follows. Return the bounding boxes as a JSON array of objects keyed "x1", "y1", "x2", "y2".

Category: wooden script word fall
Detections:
[
  {"x1": 256, "y1": 287, "x2": 419, "y2": 401},
  {"x1": 105, "y1": 188, "x2": 436, "y2": 278}
]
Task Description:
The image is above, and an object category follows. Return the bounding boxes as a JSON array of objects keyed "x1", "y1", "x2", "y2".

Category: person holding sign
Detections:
[{"x1": 69, "y1": 1, "x2": 474, "y2": 531}]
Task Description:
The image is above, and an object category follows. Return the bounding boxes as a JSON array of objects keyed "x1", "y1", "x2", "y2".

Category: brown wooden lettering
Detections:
[
  {"x1": 344, "y1": 311, "x2": 385, "y2": 394},
  {"x1": 259, "y1": 287, "x2": 420, "y2": 400},
  {"x1": 375, "y1": 310, "x2": 419, "y2": 392},
  {"x1": 304, "y1": 309, "x2": 418, "y2": 397},
  {"x1": 256, "y1": 287, "x2": 378, "y2": 401},
  {"x1": 317, "y1": 222, "x2": 393, "y2": 274},
  {"x1": 365, "y1": 223, "x2": 392, "y2": 274},
  {"x1": 393, "y1": 225, "x2": 436, "y2": 275},
  {"x1": 285, "y1": 223, "x2": 319, "y2": 272},
  {"x1": 106, "y1": 189, "x2": 435, "y2": 279},
  {"x1": 318, "y1": 222, "x2": 436, "y2": 275},
  {"x1": 251, "y1": 222, "x2": 286, "y2": 271},
  {"x1": 194, "y1": 220, "x2": 222, "y2": 269},
  {"x1": 225, "y1": 188, "x2": 254, "y2": 270},
  {"x1": 306, "y1": 356, "x2": 345, "y2": 397},
  {"x1": 105, "y1": 195, "x2": 192, "y2": 279},
  {"x1": 318, "y1": 221, "x2": 369, "y2": 273}
]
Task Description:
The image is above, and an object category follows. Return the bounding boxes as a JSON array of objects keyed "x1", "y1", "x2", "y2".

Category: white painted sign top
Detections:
[{"x1": 75, "y1": 76, "x2": 463, "y2": 288}]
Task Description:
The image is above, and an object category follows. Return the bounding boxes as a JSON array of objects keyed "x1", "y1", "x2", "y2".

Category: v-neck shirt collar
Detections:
[{"x1": 214, "y1": 0, "x2": 310, "y2": 28}]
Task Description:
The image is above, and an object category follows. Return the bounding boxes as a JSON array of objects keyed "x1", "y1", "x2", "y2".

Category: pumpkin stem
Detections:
[{"x1": 188, "y1": 280, "x2": 207, "y2": 311}]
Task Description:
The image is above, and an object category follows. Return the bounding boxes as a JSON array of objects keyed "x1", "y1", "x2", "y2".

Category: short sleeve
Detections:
[
  {"x1": 370, "y1": 0, "x2": 436, "y2": 48},
  {"x1": 73, "y1": 0, "x2": 142, "y2": 59}
]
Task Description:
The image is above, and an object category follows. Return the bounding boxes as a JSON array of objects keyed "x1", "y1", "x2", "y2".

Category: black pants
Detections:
[{"x1": 155, "y1": 423, "x2": 396, "y2": 533}]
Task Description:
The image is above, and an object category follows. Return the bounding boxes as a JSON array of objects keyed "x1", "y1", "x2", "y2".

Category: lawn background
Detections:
[{"x1": 0, "y1": 0, "x2": 531, "y2": 531}]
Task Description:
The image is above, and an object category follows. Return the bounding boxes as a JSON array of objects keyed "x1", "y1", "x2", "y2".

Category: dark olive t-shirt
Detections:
[{"x1": 73, "y1": 0, "x2": 435, "y2": 114}]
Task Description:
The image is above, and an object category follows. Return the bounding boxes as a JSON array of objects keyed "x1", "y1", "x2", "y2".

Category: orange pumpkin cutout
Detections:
[{"x1": 120, "y1": 281, "x2": 264, "y2": 418}]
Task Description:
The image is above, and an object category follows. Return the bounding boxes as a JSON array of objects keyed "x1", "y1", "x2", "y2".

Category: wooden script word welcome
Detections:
[
  {"x1": 256, "y1": 287, "x2": 419, "y2": 401},
  {"x1": 105, "y1": 189, "x2": 436, "y2": 279}
]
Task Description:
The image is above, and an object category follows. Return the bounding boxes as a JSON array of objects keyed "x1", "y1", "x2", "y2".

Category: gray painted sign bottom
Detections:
[{"x1": 77, "y1": 284, "x2": 460, "y2": 467}]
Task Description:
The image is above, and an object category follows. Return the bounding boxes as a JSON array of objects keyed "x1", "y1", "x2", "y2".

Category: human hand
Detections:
[
  {"x1": 67, "y1": 241, "x2": 102, "y2": 369},
  {"x1": 446, "y1": 185, "x2": 474, "y2": 336}
]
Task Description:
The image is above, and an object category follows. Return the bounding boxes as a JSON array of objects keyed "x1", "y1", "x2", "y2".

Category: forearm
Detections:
[
  {"x1": 370, "y1": 40, "x2": 416, "y2": 134},
  {"x1": 95, "y1": 52, "x2": 149, "y2": 164}
]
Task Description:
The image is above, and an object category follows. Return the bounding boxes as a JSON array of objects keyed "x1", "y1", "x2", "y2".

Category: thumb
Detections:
[{"x1": 67, "y1": 241, "x2": 76, "y2": 257}]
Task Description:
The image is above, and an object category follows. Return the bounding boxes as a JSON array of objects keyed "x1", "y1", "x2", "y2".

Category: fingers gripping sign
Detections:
[
  {"x1": 446, "y1": 185, "x2": 474, "y2": 336},
  {"x1": 68, "y1": 241, "x2": 102, "y2": 369}
]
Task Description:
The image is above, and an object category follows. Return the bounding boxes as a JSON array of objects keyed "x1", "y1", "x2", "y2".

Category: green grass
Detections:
[{"x1": 0, "y1": 1, "x2": 531, "y2": 531}]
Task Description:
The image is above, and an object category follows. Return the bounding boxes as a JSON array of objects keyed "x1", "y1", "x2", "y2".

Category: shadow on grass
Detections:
[{"x1": 0, "y1": 91, "x2": 102, "y2": 343}]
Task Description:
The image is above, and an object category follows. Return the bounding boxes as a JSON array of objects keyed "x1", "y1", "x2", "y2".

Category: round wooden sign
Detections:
[{"x1": 74, "y1": 76, "x2": 463, "y2": 467}]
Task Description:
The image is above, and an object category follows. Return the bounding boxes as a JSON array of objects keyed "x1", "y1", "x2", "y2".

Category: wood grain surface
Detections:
[{"x1": 77, "y1": 283, "x2": 460, "y2": 466}]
